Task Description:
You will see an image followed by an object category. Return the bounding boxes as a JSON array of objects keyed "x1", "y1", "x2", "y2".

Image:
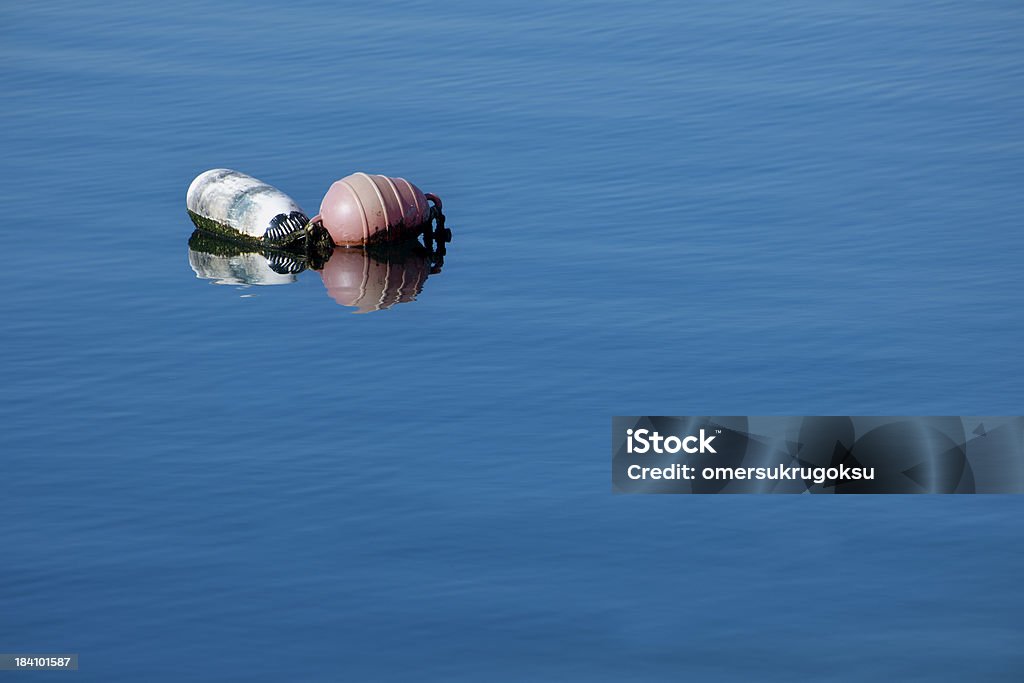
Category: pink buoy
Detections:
[{"x1": 310, "y1": 172, "x2": 444, "y2": 246}]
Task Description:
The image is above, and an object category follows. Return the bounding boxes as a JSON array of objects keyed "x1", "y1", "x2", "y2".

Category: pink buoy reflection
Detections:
[{"x1": 320, "y1": 244, "x2": 436, "y2": 314}]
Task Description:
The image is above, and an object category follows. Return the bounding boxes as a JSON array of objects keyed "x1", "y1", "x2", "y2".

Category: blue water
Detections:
[{"x1": 2, "y1": 1, "x2": 1023, "y2": 679}]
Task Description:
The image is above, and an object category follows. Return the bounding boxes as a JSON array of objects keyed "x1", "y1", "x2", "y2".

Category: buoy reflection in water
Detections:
[
  {"x1": 187, "y1": 229, "x2": 447, "y2": 312},
  {"x1": 320, "y1": 243, "x2": 438, "y2": 313}
]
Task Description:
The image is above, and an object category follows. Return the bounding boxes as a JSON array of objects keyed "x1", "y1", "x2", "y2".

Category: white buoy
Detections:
[{"x1": 186, "y1": 168, "x2": 312, "y2": 245}]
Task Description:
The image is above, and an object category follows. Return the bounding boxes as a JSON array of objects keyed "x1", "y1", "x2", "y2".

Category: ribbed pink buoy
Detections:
[{"x1": 311, "y1": 172, "x2": 443, "y2": 246}]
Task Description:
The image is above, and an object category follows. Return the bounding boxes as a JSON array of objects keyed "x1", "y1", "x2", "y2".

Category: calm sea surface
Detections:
[{"x1": 2, "y1": 1, "x2": 1022, "y2": 680}]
